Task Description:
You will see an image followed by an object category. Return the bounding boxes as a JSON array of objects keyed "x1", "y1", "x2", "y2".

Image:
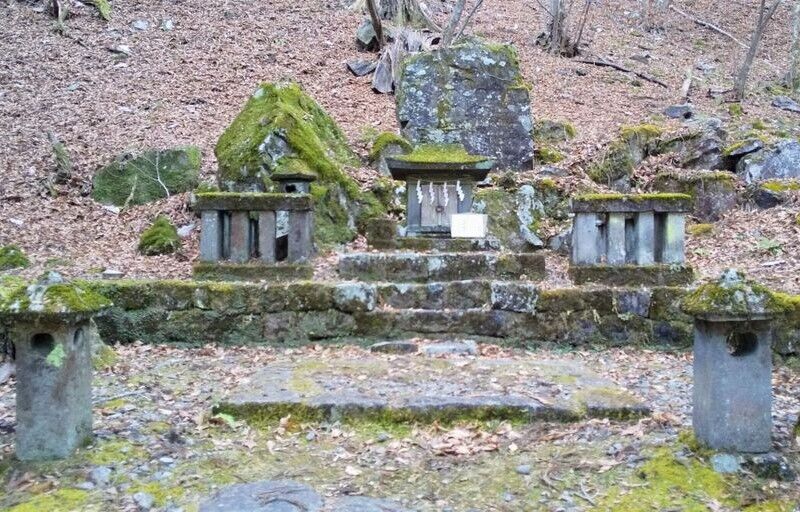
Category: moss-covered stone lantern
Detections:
[
  {"x1": 681, "y1": 270, "x2": 794, "y2": 453},
  {"x1": 0, "y1": 273, "x2": 111, "y2": 460},
  {"x1": 386, "y1": 144, "x2": 495, "y2": 237},
  {"x1": 272, "y1": 166, "x2": 317, "y2": 194}
]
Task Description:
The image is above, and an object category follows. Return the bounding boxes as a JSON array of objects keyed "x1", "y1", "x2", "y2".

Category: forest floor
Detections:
[
  {"x1": 1, "y1": 0, "x2": 799, "y2": 291},
  {"x1": 0, "y1": 344, "x2": 799, "y2": 511}
]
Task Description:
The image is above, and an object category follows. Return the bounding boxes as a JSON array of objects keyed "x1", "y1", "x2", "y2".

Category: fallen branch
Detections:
[
  {"x1": 680, "y1": 67, "x2": 693, "y2": 101},
  {"x1": 669, "y1": 4, "x2": 747, "y2": 49},
  {"x1": 575, "y1": 58, "x2": 669, "y2": 88}
]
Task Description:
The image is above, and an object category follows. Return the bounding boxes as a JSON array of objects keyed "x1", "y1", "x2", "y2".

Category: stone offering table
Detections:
[
  {"x1": 193, "y1": 192, "x2": 314, "y2": 281},
  {"x1": 682, "y1": 270, "x2": 794, "y2": 453},
  {"x1": 569, "y1": 193, "x2": 695, "y2": 285},
  {"x1": 0, "y1": 273, "x2": 111, "y2": 460},
  {"x1": 385, "y1": 144, "x2": 494, "y2": 239}
]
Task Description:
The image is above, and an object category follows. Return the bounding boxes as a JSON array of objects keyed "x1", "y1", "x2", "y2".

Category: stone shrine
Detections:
[
  {"x1": 386, "y1": 144, "x2": 494, "y2": 237},
  {"x1": 682, "y1": 270, "x2": 793, "y2": 453},
  {"x1": 569, "y1": 193, "x2": 695, "y2": 285}
]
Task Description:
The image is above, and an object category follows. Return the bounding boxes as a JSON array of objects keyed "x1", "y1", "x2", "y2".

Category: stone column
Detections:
[
  {"x1": 662, "y1": 213, "x2": 685, "y2": 263},
  {"x1": 606, "y1": 213, "x2": 626, "y2": 265},
  {"x1": 199, "y1": 210, "x2": 222, "y2": 262},
  {"x1": 571, "y1": 213, "x2": 601, "y2": 265},
  {"x1": 635, "y1": 211, "x2": 655, "y2": 265},
  {"x1": 288, "y1": 210, "x2": 313, "y2": 263},
  {"x1": 229, "y1": 211, "x2": 251, "y2": 263},
  {"x1": 258, "y1": 211, "x2": 277, "y2": 263},
  {"x1": 13, "y1": 320, "x2": 93, "y2": 460}
]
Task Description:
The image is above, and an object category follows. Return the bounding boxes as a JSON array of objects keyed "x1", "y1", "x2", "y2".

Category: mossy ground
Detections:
[
  {"x1": 0, "y1": 245, "x2": 30, "y2": 271},
  {"x1": 138, "y1": 215, "x2": 180, "y2": 256},
  {"x1": 1, "y1": 345, "x2": 797, "y2": 512}
]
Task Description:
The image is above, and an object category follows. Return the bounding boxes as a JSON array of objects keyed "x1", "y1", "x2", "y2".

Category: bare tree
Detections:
[
  {"x1": 641, "y1": 0, "x2": 670, "y2": 32},
  {"x1": 789, "y1": 0, "x2": 800, "y2": 91},
  {"x1": 537, "y1": 0, "x2": 596, "y2": 57},
  {"x1": 734, "y1": 0, "x2": 783, "y2": 100},
  {"x1": 366, "y1": 0, "x2": 384, "y2": 50}
]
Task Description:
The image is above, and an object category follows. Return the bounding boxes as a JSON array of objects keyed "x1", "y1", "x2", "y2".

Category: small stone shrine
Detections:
[
  {"x1": 385, "y1": 144, "x2": 494, "y2": 237},
  {"x1": 569, "y1": 193, "x2": 694, "y2": 285},
  {"x1": 193, "y1": 192, "x2": 314, "y2": 281},
  {"x1": 0, "y1": 272, "x2": 111, "y2": 460},
  {"x1": 682, "y1": 270, "x2": 793, "y2": 453}
]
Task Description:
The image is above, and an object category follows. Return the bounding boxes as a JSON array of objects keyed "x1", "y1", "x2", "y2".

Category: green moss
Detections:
[
  {"x1": 592, "y1": 447, "x2": 735, "y2": 511},
  {"x1": 138, "y1": 215, "x2": 180, "y2": 256},
  {"x1": 573, "y1": 193, "x2": 692, "y2": 202},
  {"x1": 534, "y1": 145, "x2": 565, "y2": 164},
  {"x1": 729, "y1": 103, "x2": 744, "y2": 117},
  {"x1": 760, "y1": 180, "x2": 800, "y2": 193},
  {"x1": 8, "y1": 489, "x2": 91, "y2": 512},
  {"x1": 85, "y1": 439, "x2": 147, "y2": 465},
  {"x1": 687, "y1": 223, "x2": 714, "y2": 236},
  {"x1": 93, "y1": 342, "x2": 118, "y2": 370},
  {"x1": 0, "y1": 244, "x2": 30, "y2": 270},
  {"x1": 92, "y1": 147, "x2": 201, "y2": 207},
  {"x1": 394, "y1": 144, "x2": 490, "y2": 165},
  {"x1": 752, "y1": 119, "x2": 768, "y2": 130},
  {"x1": 619, "y1": 124, "x2": 663, "y2": 140},
  {"x1": 45, "y1": 344, "x2": 67, "y2": 367},
  {"x1": 534, "y1": 119, "x2": 577, "y2": 143},
  {"x1": 587, "y1": 125, "x2": 663, "y2": 184},
  {"x1": 368, "y1": 132, "x2": 412, "y2": 162},
  {"x1": 681, "y1": 271, "x2": 797, "y2": 318},
  {"x1": 128, "y1": 481, "x2": 185, "y2": 507}
]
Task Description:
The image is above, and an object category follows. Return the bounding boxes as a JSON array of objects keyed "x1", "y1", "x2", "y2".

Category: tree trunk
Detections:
[
  {"x1": 734, "y1": 0, "x2": 782, "y2": 100},
  {"x1": 366, "y1": 0, "x2": 383, "y2": 50},
  {"x1": 441, "y1": 0, "x2": 466, "y2": 47},
  {"x1": 790, "y1": 0, "x2": 800, "y2": 91}
]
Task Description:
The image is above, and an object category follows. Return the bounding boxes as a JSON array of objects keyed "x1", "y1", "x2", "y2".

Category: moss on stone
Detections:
[
  {"x1": 0, "y1": 244, "x2": 30, "y2": 271},
  {"x1": 534, "y1": 119, "x2": 577, "y2": 143},
  {"x1": 760, "y1": 180, "x2": 800, "y2": 193},
  {"x1": 681, "y1": 270, "x2": 797, "y2": 319},
  {"x1": 93, "y1": 342, "x2": 118, "y2": 370},
  {"x1": 7, "y1": 489, "x2": 91, "y2": 512},
  {"x1": 534, "y1": 145, "x2": 565, "y2": 164},
  {"x1": 138, "y1": 215, "x2": 180, "y2": 256},
  {"x1": 394, "y1": 144, "x2": 490, "y2": 165},
  {"x1": 0, "y1": 275, "x2": 112, "y2": 319},
  {"x1": 569, "y1": 265, "x2": 695, "y2": 287},
  {"x1": 587, "y1": 125, "x2": 663, "y2": 184},
  {"x1": 368, "y1": 132, "x2": 412, "y2": 162},
  {"x1": 573, "y1": 192, "x2": 692, "y2": 202},
  {"x1": 687, "y1": 223, "x2": 714, "y2": 236},
  {"x1": 92, "y1": 147, "x2": 201, "y2": 207}
]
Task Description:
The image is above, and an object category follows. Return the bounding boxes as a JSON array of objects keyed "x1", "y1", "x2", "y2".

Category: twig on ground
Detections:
[
  {"x1": 576, "y1": 58, "x2": 669, "y2": 88},
  {"x1": 669, "y1": 4, "x2": 748, "y2": 48}
]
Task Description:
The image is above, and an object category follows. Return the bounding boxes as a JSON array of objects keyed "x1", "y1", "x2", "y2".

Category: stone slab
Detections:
[
  {"x1": 370, "y1": 236, "x2": 500, "y2": 252},
  {"x1": 569, "y1": 264, "x2": 694, "y2": 286},
  {"x1": 194, "y1": 193, "x2": 313, "y2": 212},
  {"x1": 217, "y1": 356, "x2": 649, "y2": 423},
  {"x1": 571, "y1": 195, "x2": 693, "y2": 213},
  {"x1": 193, "y1": 262, "x2": 313, "y2": 282},
  {"x1": 337, "y1": 252, "x2": 546, "y2": 283}
]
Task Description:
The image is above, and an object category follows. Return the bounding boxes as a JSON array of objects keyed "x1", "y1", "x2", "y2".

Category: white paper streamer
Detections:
[
  {"x1": 456, "y1": 180, "x2": 465, "y2": 202},
  {"x1": 428, "y1": 181, "x2": 435, "y2": 204},
  {"x1": 416, "y1": 180, "x2": 423, "y2": 205},
  {"x1": 443, "y1": 181, "x2": 449, "y2": 207}
]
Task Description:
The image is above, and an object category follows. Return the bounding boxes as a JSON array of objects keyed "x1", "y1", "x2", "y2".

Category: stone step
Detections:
[
  {"x1": 374, "y1": 280, "x2": 537, "y2": 312},
  {"x1": 216, "y1": 355, "x2": 649, "y2": 425},
  {"x1": 370, "y1": 236, "x2": 500, "y2": 252},
  {"x1": 337, "y1": 252, "x2": 546, "y2": 283}
]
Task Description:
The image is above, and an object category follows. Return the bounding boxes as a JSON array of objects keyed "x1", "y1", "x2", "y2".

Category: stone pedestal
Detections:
[
  {"x1": 13, "y1": 319, "x2": 94, "y2": 460},
  {"x1": 692, "y1": 319, "x2": 773, "y2": 452}
]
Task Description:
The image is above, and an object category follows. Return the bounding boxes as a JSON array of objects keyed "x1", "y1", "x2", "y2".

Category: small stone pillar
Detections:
[
  {"x1": 681, "y1": 270, "x2": 791, "y2": 453},
  {"x1": 0, "y1": 273, "x2": 111, "y2": 460}
]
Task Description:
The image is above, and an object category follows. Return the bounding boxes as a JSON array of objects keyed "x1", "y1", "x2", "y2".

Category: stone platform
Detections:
[{"x1": 216, "y1": 354, "x2": 649, "y2": 424}]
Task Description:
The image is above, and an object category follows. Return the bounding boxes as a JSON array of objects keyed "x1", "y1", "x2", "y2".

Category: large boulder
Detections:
[
  {"x1": 214, "y1": 82, "x2": 385, "y2": 245},
  {"x1": 737, "y1": 139, "x2": 800, "y2": 184},
  {"x1": 587, "y1": 125, "x2": 662, "y2": 190},
  {"x1": 396, "y1": 39, "x2": 534, "y2": 171},
  {"x1": 92, "y1": 147, "x2": 201, "y2": 206},
  {"x1": 652, "y1": 170, "x2": 737, "y2": 222}
]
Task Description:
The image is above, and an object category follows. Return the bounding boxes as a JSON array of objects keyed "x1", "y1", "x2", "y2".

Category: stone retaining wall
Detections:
[{"x1": 85, "y1": 280, "x2": 799, "y2": 354}]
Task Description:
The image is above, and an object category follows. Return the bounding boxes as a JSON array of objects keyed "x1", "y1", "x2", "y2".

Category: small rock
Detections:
[
  {"x1": 101, "y1": 269, "x2": 125, "y2": 280},
  {"x1": 744, "y1": 453, "x2": 797, "y2": 481},
  {"x1": 575, "y1": 68, "x2": 589, "y2": 77},
  {"x1": 160, "y1": 19, "x2": 174, "y2": 31},
  {"x1": 376, "y1": 432, "x2": 391, "y2": 443},
  {"x1": 421, "y1": 340, "x2": 478, "y2": 356},
  {"x1": 347, "y1": 59, "x2": 377, "y2": 77},
  {"x1": 305, "y1": 431, "x2": 316, "y2": 441},
  {"x1": 8, "y1": 218, "x2": 24, "y2": 227},
  {"x1": 131, "y1": 20, "x2": 150, "y2": 31},
  {"x1": 133, "y1": 491, "x2": 155, "y2": 511},
  {"x1": 89, "y1": 466, "x2": 112, "y2": 485},
  {"x1": 109, "y1": 45, "x2": 133, "y2": 57},
  {"x1": 101, "y1": 204, "x2": 121, "y2": 214},
  {"x1": 548, "y1": 228, "x2": 571, "y2": 255},
  {"x1": 76, "y1": 481, "x2": 95, "y2": 490},
  {"x1": 515, "y1": 464, "x2": 531, "y2": 475},
  {"x1": 664, "y1": 103, "x2": 694, "y2": 120},
  {"x1": 158, "y1": 456, "x2": 175, "y2": 464},
  {"x1": 710, "y1": 453, "x2": 740, "y2": 474},
  {"x1": 369, "y1": 341, "x2": 418, "y2": 354},
  {"x1": 772, "y1": 96, "x2": 800, "y2": 114},
  {"x1": 177, "y1": 223, "x2": 195, "y2": 238}
]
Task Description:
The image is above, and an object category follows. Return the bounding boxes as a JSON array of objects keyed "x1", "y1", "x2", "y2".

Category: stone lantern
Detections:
[
  {"x1": 272, "y1": 168, "x2": 317, "y2": 194},
  {"x1": 0, "y1": 273, "x2": 111, "y2": 460},
  {"x1": 681, "y1": 270, "x2": 792, "y2": 453}
]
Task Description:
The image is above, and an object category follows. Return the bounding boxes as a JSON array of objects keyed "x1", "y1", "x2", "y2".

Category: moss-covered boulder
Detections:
[
  {"x1": 652, "y1": 170, "x2": 737, "y2": 221},
  {"x1": 215, "y1": 82, "x2": 384, "y2": 246},
  {"x1": 369, "y1": 132, "x2": 412, "y2": 175},
  {"x1": 138, "y1": 215, "x2": 180, "y2": 256},
  {"x1": 396, "y1": 38, "x2": 534, "y2": 171},
  {"x1": 92, "y1": 147, "x2": 201, "y2": 206},
  {"x1": 0, "y1": 244, "x2": 30, "y2": 271},
  {"x1": 587, "y1": 124, "x2": 662, "y2": 189}
]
